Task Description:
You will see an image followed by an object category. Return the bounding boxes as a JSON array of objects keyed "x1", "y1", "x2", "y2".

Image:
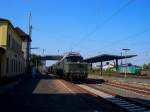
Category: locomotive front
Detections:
[{"x1": 64, "y1": 53, "x2": 89, "y2": 80}]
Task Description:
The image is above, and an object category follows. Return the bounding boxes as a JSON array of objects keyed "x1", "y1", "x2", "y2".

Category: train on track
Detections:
[{"x1": 49, "y1": 52, "x2": 89, "y2": 80}]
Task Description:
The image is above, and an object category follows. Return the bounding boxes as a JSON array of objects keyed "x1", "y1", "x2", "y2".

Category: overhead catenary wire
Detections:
[
  {"x1": 70, "y1": 0, "x2": 135, "y2": 49},
  {"x1": 82, "y1": 26, "x2": 150, "y2": 61},
  {"x1": 90, "y1": 27, "x2": 150, "y2": 53}
]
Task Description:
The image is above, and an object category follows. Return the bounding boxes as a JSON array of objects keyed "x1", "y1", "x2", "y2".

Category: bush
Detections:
[{"x1": 89, "y1": 68, "x2": 117, "y2": 76}]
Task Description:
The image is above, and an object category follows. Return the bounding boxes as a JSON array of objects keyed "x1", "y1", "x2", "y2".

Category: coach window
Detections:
[
  {"x1": 66, "y1": 57, "x2": 71, "y2": 62},
  {"x1": 67, "y1": 56, "x2": 83, "y2": 62}
]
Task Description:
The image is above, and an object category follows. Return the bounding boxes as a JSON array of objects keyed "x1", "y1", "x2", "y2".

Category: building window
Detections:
[
  {"x1": 14, "y1": 60, "x2": 16, "y2": 73},
  {"x1": 16, "y1": 60, "x2": 17, "y2": 73},
  {"x1": 17, "y1": 61, "x2": 19, "y2": 73},
  {"x1": 6, "y1": 58, "x2": 9, "y2": 73},
  {"x1": 14, "y1": 60, "x2": 15, "y2": 73},
  {"x1": 13, "y1": 60, "x2": 14, "y2": 72},
  {"x1": 21, "y1": 62, "x2": 22, "y2": 72},
  {"x1": 11, "y1": 59, "x2": 13, "y2": 72},
  {"x1": 12, "y1": 38, "x2": 21, "y2": 51},
  {"x1": 15, "y1": 60, "x2": 17, "y2": 73},
  {"x1": 16, "y1": 60, "x2": 18, "y2": 73},
  {"x1": 18, "y1": 61, "x2": 20, "y2": 73}
]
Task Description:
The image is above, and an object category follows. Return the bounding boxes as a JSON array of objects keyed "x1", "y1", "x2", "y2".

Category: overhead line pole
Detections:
[
  {"x1": 29, "y1": 11, "x2": 32, "y2": 38},
  {"x1": 122, "y1": 49, "x2": 130, "y2": 78},
  {"x1": 27, "y1": 11, "x2": 33, "y2": 74}
]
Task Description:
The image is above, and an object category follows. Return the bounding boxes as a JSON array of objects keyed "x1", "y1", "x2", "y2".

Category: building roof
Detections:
[
  {"x1": 0, "y1": 18, "x2": 15, "y2": 29},
  {"x1": 0, "y1": 18, "x2": 31, "y2": 42},
  {"x1": 15, "y1": 27, "x2": 32, "y2": 42},
  {"x1": 0, "y1": 18, "x2": 10, "y2": 22},
  {"x1": 84, "y1": 54, "x2": 137, "y2": 63}
]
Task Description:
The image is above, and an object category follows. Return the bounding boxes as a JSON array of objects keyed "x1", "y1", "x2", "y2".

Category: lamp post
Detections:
[
  {"x1": 42, "y1": 49, "x2": 45, "y2": 56},
  {"x1": 122, "y1": 49, "x2": 130, "y2": 78}
]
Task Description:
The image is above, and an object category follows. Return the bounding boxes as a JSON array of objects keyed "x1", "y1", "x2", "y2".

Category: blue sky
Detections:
[{"x1": 0, "y1": 0, "x2": 150, "y2": 65}]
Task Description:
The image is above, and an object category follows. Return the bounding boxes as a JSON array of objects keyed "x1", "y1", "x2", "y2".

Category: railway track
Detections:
[
  {"x1": 58, "y1": 79, "x2": 125, "y2": 112},
  {"x1": 51, "y1": 75, "x2": 150, "y2": 112},
  {"x1": 78, "y1": 84, "x2": 150, "y2": 112},
  {"x1": 105, "y1": 80, "x2": 150, "y2": 95}
]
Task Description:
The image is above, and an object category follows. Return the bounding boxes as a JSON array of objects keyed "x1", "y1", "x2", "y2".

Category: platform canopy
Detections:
[{"x1": 84, "y1": 54, "x2": 137, "y2": 63}]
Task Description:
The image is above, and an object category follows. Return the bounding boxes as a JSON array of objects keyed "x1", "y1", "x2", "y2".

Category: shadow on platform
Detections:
[
  {"x1": 0, "y1": 74, "x2": 149, "y2": 112},
  {"x1": 72, "y1": 78, "x2": 106, "y2": 84}
]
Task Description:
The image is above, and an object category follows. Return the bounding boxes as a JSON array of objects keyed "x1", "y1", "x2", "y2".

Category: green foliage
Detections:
[
  {"x1": 89, "y1": 68, "x2": 100, "y2": 75},
  {"x1": 143, "y1": 63, "x2": 150, "y2": 70},
  {"x1": 89, "y1": 67, "x2": 117, "y2": 76},
  {"x1": 31, "y1": 54, "x2": 43, "y2": 67},
  {"x1": 103, "y1": 68, "x2": 117, "y2": 76}
]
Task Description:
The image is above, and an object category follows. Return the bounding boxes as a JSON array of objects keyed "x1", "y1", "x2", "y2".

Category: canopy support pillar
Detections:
[
  {"x1": 116, "y1": 59, "x2": 118, "y2": 71},
  {"x1": 100, "y1": 61, "x2": 103, "y2": 76}
]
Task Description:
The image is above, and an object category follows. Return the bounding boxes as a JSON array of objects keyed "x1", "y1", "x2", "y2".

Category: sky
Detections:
[{"x1": 0, "y1": 0, "x2": 150, "y2": 66}]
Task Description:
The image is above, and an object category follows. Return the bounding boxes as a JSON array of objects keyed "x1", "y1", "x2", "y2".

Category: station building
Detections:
[
  {"x1": 15, "y1": 27, "x2": 32, "y2": 72},
  {"x1": 0, "y1": 18, "x2": 30, "y2": 79}
]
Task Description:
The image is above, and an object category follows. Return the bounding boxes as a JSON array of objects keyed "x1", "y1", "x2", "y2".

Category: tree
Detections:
[
  {"x1": 30, "y1": 54, "x2": 43, "y2": 67},
  {"x1": 143, "y1": 63, "x2": 150, "y2": 69}
]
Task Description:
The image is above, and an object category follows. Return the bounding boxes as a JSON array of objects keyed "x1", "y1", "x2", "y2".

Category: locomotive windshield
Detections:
[{"x1": 66, "y1": 56, "x2": 83, "y2": 62}]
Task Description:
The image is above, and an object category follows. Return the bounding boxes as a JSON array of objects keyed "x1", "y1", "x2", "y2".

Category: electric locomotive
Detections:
[{"x1": 51, "y1": 52, "x2": 89, "y2": 80}]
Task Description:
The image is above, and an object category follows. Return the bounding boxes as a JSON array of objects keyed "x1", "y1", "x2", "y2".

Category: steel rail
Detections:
[
  {"x1": 105, "y1": 82, "x2": 150, "y2": 96},
  {"x1": 106, "y1": 80, "x2": 150, "y2": 92},
  {"x1": 81, "y1": 84, "x2": 150, "y2": 112}
]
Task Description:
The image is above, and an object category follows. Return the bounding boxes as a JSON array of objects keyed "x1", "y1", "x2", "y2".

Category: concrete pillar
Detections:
[
  {"x1": 100, "y1": 61, "x2": 103, "y2": 76},
  {"x1": 116, "y1": 59, "x2": 118, "y2": 71}
]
